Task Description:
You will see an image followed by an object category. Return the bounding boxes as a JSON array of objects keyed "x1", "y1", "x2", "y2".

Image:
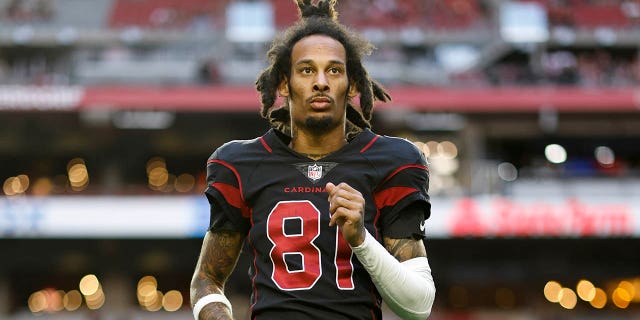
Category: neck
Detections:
[{"x1": 289, "y1": 125, "x2": 347, "y2": 160}]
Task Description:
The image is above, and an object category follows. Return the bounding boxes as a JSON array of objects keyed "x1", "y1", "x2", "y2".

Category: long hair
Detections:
[{"x1": 255, "y1": 0, "x2": 390, "y2": 139}]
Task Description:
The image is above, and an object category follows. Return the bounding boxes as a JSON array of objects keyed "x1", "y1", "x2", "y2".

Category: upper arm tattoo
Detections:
[{"x1": 382, "y1": 237, "x2": 427, "y2": 262}]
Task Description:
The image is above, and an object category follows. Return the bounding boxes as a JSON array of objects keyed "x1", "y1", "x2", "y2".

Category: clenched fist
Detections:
[{"x1": 326, "y1": 182, "x2": 366, "y2": 247}]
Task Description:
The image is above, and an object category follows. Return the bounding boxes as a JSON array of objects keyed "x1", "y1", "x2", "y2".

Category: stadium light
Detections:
[{"x1": 499, "y1": 2, "x2": 549, "y2": 43}]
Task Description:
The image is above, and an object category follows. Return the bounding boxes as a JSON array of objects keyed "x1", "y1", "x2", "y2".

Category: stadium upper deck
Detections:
[
  {"x1": 1, "y1": 0, "x2": 640, "y2": 87},
  {"x1": 1, "y1": 0, "x2": 639, "y2": 198}
]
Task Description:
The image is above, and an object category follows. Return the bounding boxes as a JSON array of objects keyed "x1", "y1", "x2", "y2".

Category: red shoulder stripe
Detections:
[
  {"x1": 210, "y1": 182, "x2": 251, "y2": 218},
  {"x1": 374, "y1": 186, "x2": 418, "y2": 209},
  {"x1": 376, "y1": 164, "x2": 427, "y2": 189},
  {"x1": 360, "y1": 135, "x2": 380, "y2": 153},
  {"x1": 207, "y1": 159, "x2": 245, "y2": 202}
]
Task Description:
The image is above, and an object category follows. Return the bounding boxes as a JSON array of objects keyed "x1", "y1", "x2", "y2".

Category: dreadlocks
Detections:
[{"x1": 255, "y1": 0, "x2": 391, "y2": 139}]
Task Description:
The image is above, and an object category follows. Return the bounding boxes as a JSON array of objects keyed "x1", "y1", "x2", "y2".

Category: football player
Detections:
[{"x1": 191, "y1": 1, "x2": 435, "y2": 319}]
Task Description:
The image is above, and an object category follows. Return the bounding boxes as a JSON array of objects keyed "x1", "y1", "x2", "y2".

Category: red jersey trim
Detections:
[
  {"x1": 210, "y1": 182, "x2": 251, "y2": 218},
  {"x1": 248, "y1": 233, "x2": 260, "y2": 317},
  {"x1": 207, "y1": 159, "x2": 246, "y2": 202},
  {"x1": 373, "y1": 186, "x2": 418, "y2": 209},
  {"x1": 369, "y1": 285, "x2": 380, "y2": 319},
  {"x1": 360, "y1": 134, "x2": 380, "y2": 153},
  {"x1": 260, "y1": 136, "x2": 272, "y2": 153},
  {"x1": 372, "y1": 164, "x2": 425, "y2": 238},
  {"x1": 376, "y1": 164, "x2": 427, "y2": 189},
  {"x1": 207, "y1": 159, "x2": 250, "y2": 218},
  {"x1": 373, "y1": 208, "x2": 381, "y2": 240}
]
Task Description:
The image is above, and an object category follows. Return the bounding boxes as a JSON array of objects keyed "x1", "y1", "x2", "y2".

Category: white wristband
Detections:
[{"x1": 193, "y1": 293, "x2": 233, "y2": 320}]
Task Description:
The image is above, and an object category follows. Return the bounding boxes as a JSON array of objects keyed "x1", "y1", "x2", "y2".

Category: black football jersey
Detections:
[{"x1": 204, "y1": 128, "x2": 431, "y2": 320}]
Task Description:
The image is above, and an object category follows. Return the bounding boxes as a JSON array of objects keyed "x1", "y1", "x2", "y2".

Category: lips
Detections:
[{"x1": 309, "y1": 96, "x2": 333, "y2": 109}]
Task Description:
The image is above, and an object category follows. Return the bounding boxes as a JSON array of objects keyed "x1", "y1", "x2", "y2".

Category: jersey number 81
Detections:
[{"x1": 266, "y1": 200, "x2": 355, "y2": 291}]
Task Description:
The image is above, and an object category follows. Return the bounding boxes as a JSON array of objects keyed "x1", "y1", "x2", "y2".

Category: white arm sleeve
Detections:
[{"x1": 351, "y1": 230, "x2": 435, "y2": 320}]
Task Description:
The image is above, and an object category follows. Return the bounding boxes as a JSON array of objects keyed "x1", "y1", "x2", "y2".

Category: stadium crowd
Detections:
[{"x1": 1, "y1": 0, "x2": 640, "y2": 87}]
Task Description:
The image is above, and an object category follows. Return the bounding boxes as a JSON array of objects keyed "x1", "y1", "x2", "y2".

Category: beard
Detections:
[{"x1": 304, "y1": 115, "x2": 338, "y2": 134}]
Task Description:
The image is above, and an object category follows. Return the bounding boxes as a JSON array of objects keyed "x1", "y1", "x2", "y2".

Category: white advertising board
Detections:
[{"x1": 0, "y1": 195, "x2": 638, "y2": 238}]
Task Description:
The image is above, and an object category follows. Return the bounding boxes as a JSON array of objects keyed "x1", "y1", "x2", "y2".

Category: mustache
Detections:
[{"x1": 306, "y1": 94, "x2": 334, "y2": 104}]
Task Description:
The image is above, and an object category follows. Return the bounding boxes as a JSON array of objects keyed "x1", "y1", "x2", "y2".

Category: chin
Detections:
[{"x1": 304, "y1": 116, "x2": 336, "y2": 134}]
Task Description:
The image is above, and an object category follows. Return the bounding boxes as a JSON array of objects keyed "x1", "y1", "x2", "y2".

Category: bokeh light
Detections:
[
  {"x1": 544, "y1": 281, "x2": 562, "y2": 303},
  {"x1": 497, "y1": 162, "x2": 518, "y2": 181},
  {"x1": 63, "y1": 290, "x2": 83, "y2": 311},
  {"x1": 28, "y1": 291, "x2": 47, "y2": 313},
  {"x1": 79, "y1": 274, "x2": 100, "y2": 296},
  {"x1": 594, "y1": 146, "x2": 615, "y2": 166},
  {"x1": 50, "y1": 290, "x2": 65, "y2": 312},
  {"x1": 147, "y1": 157, "x2": 169, "y2": 191},
  {"x1": 558, "y1": 287, "x2": 577, "y2": 309},
  {"x1": 162, "y1": 290, "x2": 184, "y2": 311},
  {"x1": 27, "y1": 289, "x2": 64, "y2": 313},
  {"x1": 612, "y1": 287, "x2": 631, "y2": 308},
  {"x1": 437, "y1": 141, "x2": 458, "y2": 159},
  {"x1": 3, "y1": 174, "x2": 29, "y2": 195},
  {"x1": 633, "y1": 278, "x2": 640, "y2": 302},
  {"x1": 146, "y1": 291, "x2": 164, "y2": 311},
  {"x1": 424, "y1": 141, "x2": 439, "y2": 158},
  {"x1": 590, "y1": 288, "x2": 607, "y2": 309},
  {"x1": 67, "y1": 158, "x2": 89, "y2": 191},
  {"x1": 544, "y1": 144, "x2": 567, "y2": 164},
  {"x1": 85, "y1": 287, "x2": 105, "y2": 310},
  {"x1": 576, "y1": 279, "x2": 596, "y2": 301},
  {"x1": 138, "y1": 276, "x2": 161, "y2": 310},
  {"x1": 618, "y1": 280, "x2": 636, "y2": 301},
  {"x1": 78, "y1": 274, "x2": 105, "y2": 310}
]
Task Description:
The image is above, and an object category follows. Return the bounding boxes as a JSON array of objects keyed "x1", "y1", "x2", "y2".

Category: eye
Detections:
[
  {"x1": 328, "y1": 67, "x2": 342, "y2": 75},
  {"x1": 300, "y1": 67, "x2": 313, "y2": 74}
]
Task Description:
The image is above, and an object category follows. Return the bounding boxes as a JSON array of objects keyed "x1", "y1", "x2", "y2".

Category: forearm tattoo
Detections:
[
  {"x1": 383, "y1": 237, "x2": 427, "y2": 262},
  {"x1": 191, "y1": 230, "x2": 244, "y2": 320},
  {"x1": 198, "y1": 303, "x2": 233, "y2": 320}
]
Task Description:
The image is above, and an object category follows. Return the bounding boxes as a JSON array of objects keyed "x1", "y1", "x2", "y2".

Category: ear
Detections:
[
  {"x1": 347, "y1": 79, "x2": 359, "y2": 98},
  {"x1": 278, "y1": 77, "x2": 290, "y2": 97}
]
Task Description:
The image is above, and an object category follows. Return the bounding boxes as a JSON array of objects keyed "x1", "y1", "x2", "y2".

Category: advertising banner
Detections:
[{"x1": 1, "y1": 195, "x2": 637, "y2": 238}]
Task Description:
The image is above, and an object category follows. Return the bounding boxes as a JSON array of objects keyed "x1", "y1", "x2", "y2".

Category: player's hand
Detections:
[{"x1": 326, "y1": 182, "x2": 366, "y2": 247}]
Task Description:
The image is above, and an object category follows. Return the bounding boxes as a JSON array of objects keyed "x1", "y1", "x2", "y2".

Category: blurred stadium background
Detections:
[{"x1": 1, "y1": 0, "x2": 640, "y2": 319}]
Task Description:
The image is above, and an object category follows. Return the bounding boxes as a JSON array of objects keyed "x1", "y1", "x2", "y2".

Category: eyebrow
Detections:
[{"x1": 295, "y1": 59, "x2": 346, "y2": 66}]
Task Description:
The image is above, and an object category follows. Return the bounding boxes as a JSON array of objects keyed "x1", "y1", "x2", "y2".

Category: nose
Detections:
[{"x1": 313, "y1": 73, "x2": 329, "y2": 92}]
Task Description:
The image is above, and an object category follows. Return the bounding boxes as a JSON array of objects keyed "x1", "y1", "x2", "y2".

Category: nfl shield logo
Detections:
[{"x1": 307, "y1": 164, "x2": 323, "y2": 181}]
